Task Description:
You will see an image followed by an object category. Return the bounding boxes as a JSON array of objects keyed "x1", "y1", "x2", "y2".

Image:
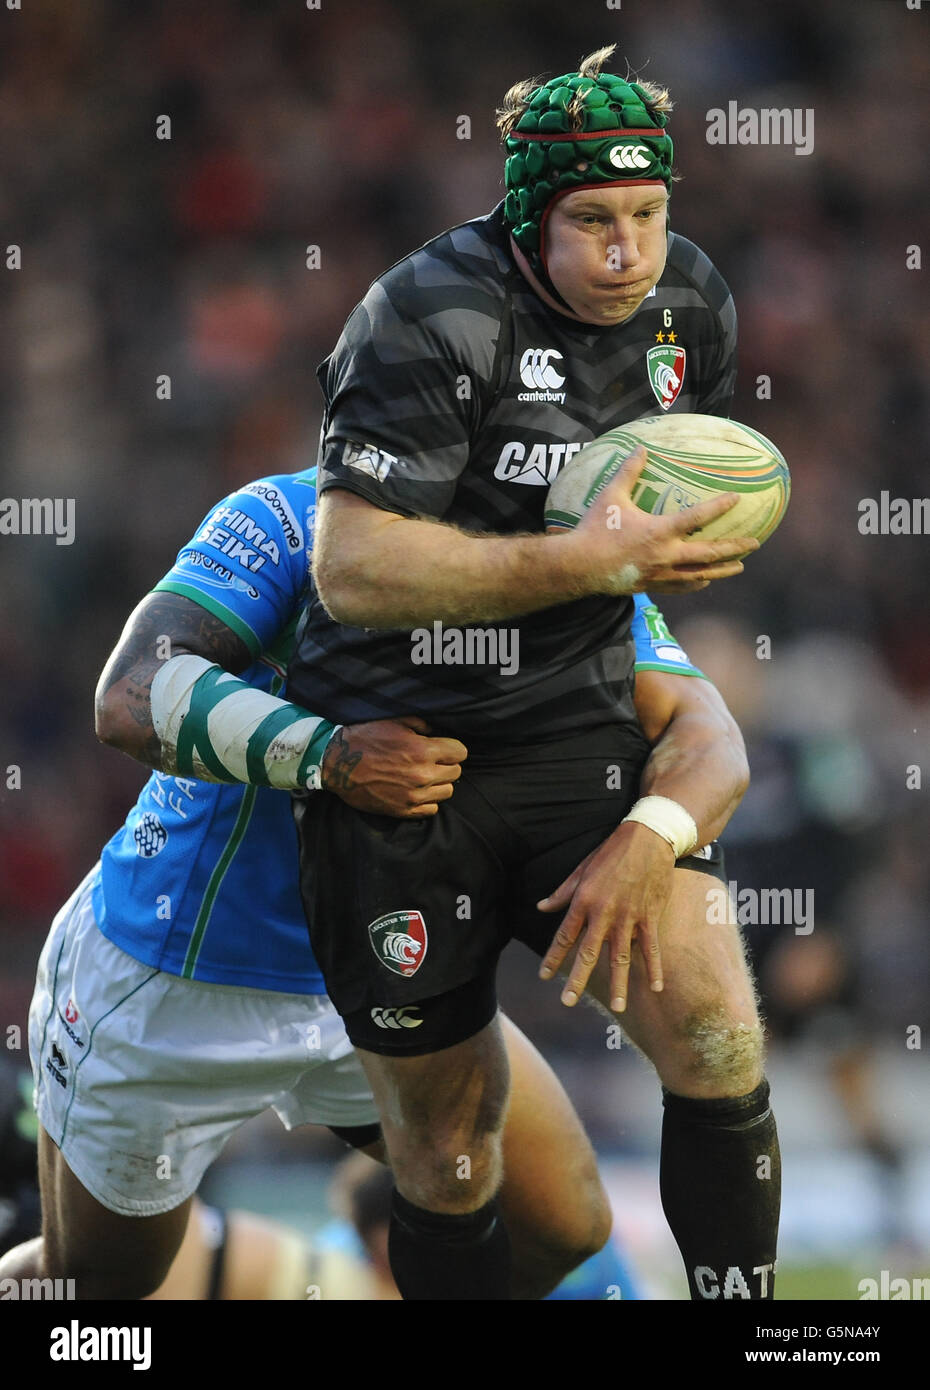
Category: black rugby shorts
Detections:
[{"x1": 293, "y1": 727, "x2": 726, "y2": 1056}]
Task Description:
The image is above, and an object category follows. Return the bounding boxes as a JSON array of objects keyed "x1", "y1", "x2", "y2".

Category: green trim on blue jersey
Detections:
[
  {"x1": 261, "y1": 613, "x2": 299, "y2": 680},
  {"x1": 152, "y1": 580, "x2": 262, "y2": 659},
  {"x1": 181, "y1": 784, "x2": 259, "y2": 978},
  {"x1": 632, "y1": 598, "x2": 705, "y2": 678},
  {"x1": 634, "y1": 662, "x2": 708, "y2": 678},
  {"x1": 181, "y1": 670, "x2": 288, "y2": 977}
]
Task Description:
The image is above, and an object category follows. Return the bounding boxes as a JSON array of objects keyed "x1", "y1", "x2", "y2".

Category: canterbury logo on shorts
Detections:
[
  {"x1": 370, "y1": 1006, "x2": 424, "y2": 1030},
  {"x1": 367, "y1": 909, "x2": 428, "y2": 977}
]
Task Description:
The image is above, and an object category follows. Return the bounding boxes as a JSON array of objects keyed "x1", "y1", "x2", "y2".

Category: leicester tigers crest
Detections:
[
  {"x1": 367, "y1": 909, "x2": 428, "y2": 978},
  {"x1": 646, "y1": 344, "x2": 686, "y2": 411}
]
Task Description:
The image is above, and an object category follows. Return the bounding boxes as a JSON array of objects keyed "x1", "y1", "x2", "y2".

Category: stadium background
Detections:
[{"x1": 0, "y1": 0, "x2": 927, "y2": 1298}]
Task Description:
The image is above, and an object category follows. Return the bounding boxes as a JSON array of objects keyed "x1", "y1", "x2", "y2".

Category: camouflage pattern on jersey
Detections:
[{"x1": 288, "y1": 207, "x2": 736, "y2": 752}]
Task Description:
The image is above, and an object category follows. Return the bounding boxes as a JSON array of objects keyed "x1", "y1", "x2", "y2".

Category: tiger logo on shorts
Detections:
[{"x1": 367, "y1": 910, "x2": 428, "y2": 978}]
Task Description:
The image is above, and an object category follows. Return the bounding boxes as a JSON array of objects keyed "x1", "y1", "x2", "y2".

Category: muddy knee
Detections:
[{"x1": 680, "y1": 1008, "x2": 765, "y2": 1094}]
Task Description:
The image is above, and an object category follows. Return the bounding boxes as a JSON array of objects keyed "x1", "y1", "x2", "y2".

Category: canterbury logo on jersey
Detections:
[
  {"x1": 494, "y1": 440, "x2": 584, "y2": 486},
  {"x1": 370, "y1": 1006, "x2": 424, "y2": 1030},
  {"x1": 608, "y1": 144, "x2": 651, "y2": 171},
  {"x1": 517, "y1": 348, "x2": 567, "y2": 403}
]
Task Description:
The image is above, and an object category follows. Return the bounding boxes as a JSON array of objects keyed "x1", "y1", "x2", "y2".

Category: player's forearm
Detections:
[
  {"x1": 94, "y1": 593, "x2": 231, "y2": 771},
  {"x1": 315, "y1": 468, "x2": 754, "y2": 628},
  {"x1": 95, "y1": 593, "x2": 336, "y2": 790},
  {"x1": 314, "y1": 504, "x2": 592, "y2": 627},
  {"x1": 638, "y1": 707, "x2": 749, "y2": 847},
  {"x1": 96, "y1": 660, "x2": 178, "y2": 771},
  {"x1": 99, "y1": 656, "x2": 336, "y2": 791}
]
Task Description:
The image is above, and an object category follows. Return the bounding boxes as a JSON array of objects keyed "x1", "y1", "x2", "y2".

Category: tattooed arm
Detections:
[
  {"x1": 95, "y1": 592, "x2": 251, "y2": 770},
  {"x1": 94, "y1": 591, "x2": 467, "y2": 816}
]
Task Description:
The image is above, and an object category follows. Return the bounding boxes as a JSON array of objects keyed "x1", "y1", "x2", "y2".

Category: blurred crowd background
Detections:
[{"x1": 1, "y1": 0, "x2": 928, "y2": 1295}]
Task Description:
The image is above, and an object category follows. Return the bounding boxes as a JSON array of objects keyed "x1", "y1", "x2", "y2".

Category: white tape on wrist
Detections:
[
  {"x1": 621, "y1": 795, "x2": 699, "y2": 858},
  {"x1": 150, "y1": 653, "x2": 339, "y2": 790}
]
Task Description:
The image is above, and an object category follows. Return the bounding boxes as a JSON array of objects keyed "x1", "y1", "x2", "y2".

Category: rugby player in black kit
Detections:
[{"x1": 290, "y1": 46, "x2": 781, "y2": 1300}]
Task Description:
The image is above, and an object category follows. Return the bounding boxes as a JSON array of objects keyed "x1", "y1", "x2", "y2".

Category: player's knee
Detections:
[
  {"x1": 584, "y1": 1180, "x2": 613, "y2": 1259},
  {"x1": 547, "y1": 1172, "x2": 612, "y2": 1270},
  {"x1": 509, "y1": 1172, "x2": 611, "y2": 1299},
  {"x1": 0, "y1": 1236, "x2": 44, "y2": 1282},
  {"x1": 680, "y1": 1006, "x2": 765, "y2": 1093},
  {"x1": 42, "y1": 1212, "x2": 178, "y2": 1299},
  {"x1": 391, "y1": 1128, "x2": 506, "y2": 1211}
]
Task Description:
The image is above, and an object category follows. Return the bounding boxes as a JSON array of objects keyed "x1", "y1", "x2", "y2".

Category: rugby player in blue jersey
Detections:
[{"x1": 1, "y1": 466, "x2": 701, "y2": 1301}]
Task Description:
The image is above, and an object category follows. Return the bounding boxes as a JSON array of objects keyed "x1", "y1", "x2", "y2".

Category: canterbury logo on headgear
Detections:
[
  {"x1": 608, "y1": 143, "x2": 651, "y2": 170},
  {"x1": 519, "y1": 348, "x2": 565, "y2": 391}
]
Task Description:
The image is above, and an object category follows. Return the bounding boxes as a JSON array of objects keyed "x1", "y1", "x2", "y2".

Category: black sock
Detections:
[
  {"x1": 388, "y1": 1190, "x2": 511, "y2": 1300},
  {"x1": 660, "y1": 1079, "x2": 781, "y2": 1300}
]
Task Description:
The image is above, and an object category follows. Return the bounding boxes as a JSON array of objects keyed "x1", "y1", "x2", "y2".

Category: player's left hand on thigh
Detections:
[{"x1": 537, "y1": 823, "x2": 676, "y2": 1012}]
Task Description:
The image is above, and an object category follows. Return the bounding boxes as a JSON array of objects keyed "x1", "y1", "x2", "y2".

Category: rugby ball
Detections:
[{"x1": 544, "y1": 413, "x2": 790, "y2": 544}]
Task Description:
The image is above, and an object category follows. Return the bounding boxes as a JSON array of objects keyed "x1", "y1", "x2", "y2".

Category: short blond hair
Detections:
[{"x1": 496, "y1": 44, "x2": 673, "y2": 143}]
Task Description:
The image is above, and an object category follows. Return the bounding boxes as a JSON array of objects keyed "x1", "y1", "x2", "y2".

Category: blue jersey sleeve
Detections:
[
  {"x1": 153, "y1": 471, "x2": 317, "y2": 658},
  {"x1": 632, "y1": 593, "x2": 706, "y2": 678}
]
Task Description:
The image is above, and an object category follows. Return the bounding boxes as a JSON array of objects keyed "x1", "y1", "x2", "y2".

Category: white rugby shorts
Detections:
[{"x1": 29, "y1": 867, "x2": 378, "y2": 1216}]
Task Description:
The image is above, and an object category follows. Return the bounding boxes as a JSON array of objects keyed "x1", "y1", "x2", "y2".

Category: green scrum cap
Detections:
[{"x1": 503, "y1": 71, "x2": 673, "y2": 276}]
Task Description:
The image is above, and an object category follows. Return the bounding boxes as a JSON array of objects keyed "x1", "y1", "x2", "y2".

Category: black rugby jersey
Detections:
[{"x1": 288, "y1": 205, "x2": 736, "y2": 749}]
